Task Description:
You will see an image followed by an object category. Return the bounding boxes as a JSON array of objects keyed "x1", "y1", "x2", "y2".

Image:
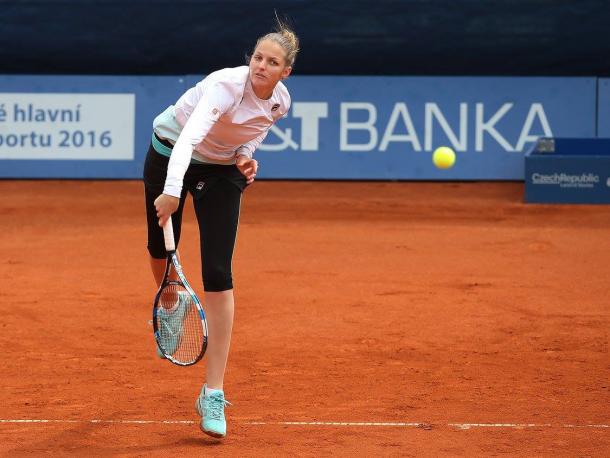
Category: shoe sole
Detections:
[{"x1": 200, "y1": 424, "x2": 225, "y2": 438}]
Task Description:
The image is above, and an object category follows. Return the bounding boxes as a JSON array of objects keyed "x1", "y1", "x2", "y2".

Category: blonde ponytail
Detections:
[{"x1": 254, "y1": 14, "x2": 300, "y2": 67}]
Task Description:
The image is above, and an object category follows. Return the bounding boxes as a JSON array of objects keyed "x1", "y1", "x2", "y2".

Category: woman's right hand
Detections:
[{"x1": 154, "y1": 193, "x2": 180, "y2": 227}]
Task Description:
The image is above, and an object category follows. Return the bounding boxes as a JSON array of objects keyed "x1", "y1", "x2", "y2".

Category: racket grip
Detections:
[{"x1": 162, "y1": 216, "x2": 176, "y2": 252}]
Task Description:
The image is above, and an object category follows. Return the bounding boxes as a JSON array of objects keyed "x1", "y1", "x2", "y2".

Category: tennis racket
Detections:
[{"x1": 153, "y1": 216, "x2": 208, "y2": 366}]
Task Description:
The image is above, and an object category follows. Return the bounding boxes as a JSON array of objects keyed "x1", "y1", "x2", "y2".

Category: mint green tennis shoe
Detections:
[
  {"x1": 156, "y1": 292, "x2": 188, "y2": 359},
  {"x1": 195, "y1": 384, "x2": 232, "y2": 438}
]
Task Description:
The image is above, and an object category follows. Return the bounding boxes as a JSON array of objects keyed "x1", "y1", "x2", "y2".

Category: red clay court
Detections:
[{"x1": 0, "y1": 180, "x2": 608, "y2": 456}]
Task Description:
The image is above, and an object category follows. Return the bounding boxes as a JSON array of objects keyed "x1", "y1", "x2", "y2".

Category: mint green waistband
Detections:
[
  {"x1": 151, "y1": 132, "x2": 173, "y2": 158},
  {"x1": 151, "y1": 133, "x2": 206, "y2": 164}
]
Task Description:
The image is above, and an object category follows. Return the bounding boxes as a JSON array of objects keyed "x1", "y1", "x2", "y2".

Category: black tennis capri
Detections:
[{"x1": 143, "y1": 137, "x2": 247, "y2": 292}]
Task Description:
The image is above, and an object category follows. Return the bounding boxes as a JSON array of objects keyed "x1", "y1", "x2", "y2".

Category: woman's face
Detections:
[{"x1": 249, "y1": 39, "x2": 292, "y2": 97}]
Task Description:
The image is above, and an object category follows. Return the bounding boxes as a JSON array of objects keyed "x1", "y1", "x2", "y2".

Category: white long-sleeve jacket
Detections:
[{"x1": 153, "y1": 66, "x2": 291, "y2": 197}]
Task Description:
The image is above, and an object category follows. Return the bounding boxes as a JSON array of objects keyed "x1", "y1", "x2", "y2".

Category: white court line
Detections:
[
  {"x1": 449, "y1": 423, "x2": 551, "y2": 430},
  {"x1": 449, "y1": 423, "x2": 610, "y2": 430},
  {"x1": 0, "y1": 419, "x2": 195, "y2": 425},
  {"x1": 0, "y1": 419, "x2": 608, "y2": 429},
  {"x1": 249, "y1": 422, "x2": 430, "y2": 428},
  {"x1": 562, "y1": 424, "x2": 610, "y2": 429}
]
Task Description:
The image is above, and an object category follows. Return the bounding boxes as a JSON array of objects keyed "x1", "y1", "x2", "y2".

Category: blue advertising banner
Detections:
[
  {"x1": 0, "y1": 75, "x2": 186, "y2": 178},
  {"x1": 524, "y1": 138, "x2": 610, "y2": 204},
  {"x1": 598, "y1": 79, "x2": 610, "y2": 138},
  {"x1": 254, "y1": 76, "x2": 596, "y2": 180},
  {"x1": 0, "y1": 74, "x2": 599, "y2": 179}
]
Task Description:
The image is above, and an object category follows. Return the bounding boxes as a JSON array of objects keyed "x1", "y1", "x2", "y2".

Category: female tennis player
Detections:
[{"x1": 143, "y1": 18, "x2": 299, "y2": 438}]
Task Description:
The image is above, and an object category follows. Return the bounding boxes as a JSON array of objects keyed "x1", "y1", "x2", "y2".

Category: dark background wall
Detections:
[{"x1": 1, "y1": 0, "x2": 609, "y2": 76}]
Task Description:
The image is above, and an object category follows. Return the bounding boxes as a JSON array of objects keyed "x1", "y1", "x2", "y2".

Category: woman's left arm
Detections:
[
  {"x1": 235, "y1": 155, "x2": 258, "y2": 184},
  {"x1": 235, "y1": 129, "x2": 269, "y2": 184}
]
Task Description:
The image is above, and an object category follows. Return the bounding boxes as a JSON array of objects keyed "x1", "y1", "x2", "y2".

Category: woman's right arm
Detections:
[
  {"x1": 163, "y1": 84, "x2": 234, "y2": 198},
  {"x1": 155, "y1": 84, "x2": 234, "y2": 226}
]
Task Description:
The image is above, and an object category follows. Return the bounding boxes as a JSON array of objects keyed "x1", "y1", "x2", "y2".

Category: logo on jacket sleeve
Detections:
[
  {"x1": 210, "y1": 107, "x2": 221, "y2": 120},
  {"x1": 271, "y1": 103, "x2": 280, "y2": 112}
]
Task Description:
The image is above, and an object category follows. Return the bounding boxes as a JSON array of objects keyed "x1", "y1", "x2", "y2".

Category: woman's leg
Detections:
[
  {"x1": 204, "y1": 290, "x2": 235, "y2": 390},
  {"x1": 192, "y1": 177, "x2": 243, "y2": 390},
  {"x1": 149, "y1": 257, "x2": 167, "y2": 287},
  {"x1": 143, "y1": 144, "x2": 188, "y2": 286}
]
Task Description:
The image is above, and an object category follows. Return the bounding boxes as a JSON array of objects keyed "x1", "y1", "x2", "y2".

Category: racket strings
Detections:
[
  {"x1": 175, "y1": 302, "x2": 204, "y2": 361},
  {"x1": 155, "y1": 283, "x2": 205, "y2": 364}
]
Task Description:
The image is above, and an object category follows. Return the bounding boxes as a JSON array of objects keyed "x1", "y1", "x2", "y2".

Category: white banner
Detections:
[{"x1": 0, "y1": 93, "x2": 135, "y2": 160}]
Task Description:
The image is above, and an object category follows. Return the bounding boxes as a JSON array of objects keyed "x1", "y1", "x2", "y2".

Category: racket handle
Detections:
[{"x1": 162, "y1": 216, "x2": 176, "y2": 252}]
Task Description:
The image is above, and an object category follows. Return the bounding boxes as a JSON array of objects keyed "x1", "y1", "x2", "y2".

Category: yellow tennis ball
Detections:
[{"x1": 432, "y1": 146, "x2": 456, "y2": 169}]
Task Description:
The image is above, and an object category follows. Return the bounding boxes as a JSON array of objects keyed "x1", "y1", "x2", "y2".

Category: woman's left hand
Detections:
[{"x1": 236, "y1": 156, "x2": 258, "y2": 184}]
